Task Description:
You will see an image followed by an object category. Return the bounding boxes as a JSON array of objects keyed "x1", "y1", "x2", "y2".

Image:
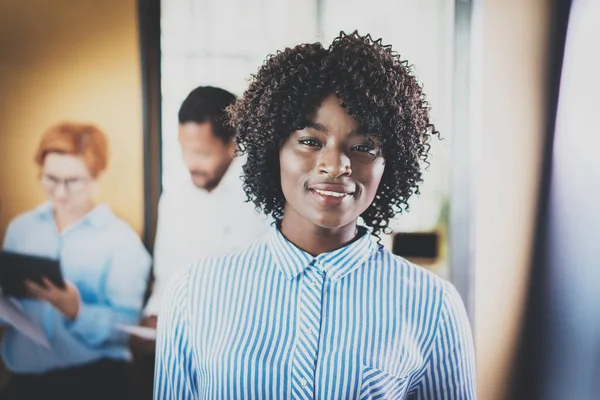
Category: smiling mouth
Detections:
[
  {"x1": 308, "y1": 187, "x2": 356, "y2": 207},
  {"x1": 311, "y1": 189, "x2": 352, "y2": 198}
]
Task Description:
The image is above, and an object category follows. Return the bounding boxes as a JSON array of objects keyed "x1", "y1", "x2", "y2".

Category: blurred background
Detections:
[{"x1": 0, "y1": 0, "x2": 598, "y2": 399}]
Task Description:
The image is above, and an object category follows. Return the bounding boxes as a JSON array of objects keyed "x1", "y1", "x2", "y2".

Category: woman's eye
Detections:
[
  {"x1": 298, "y1": 138, "x2": 321, "y2": 147},
  {"x1": 352, "y1": 144, "x2": 375, "y2": 153}
]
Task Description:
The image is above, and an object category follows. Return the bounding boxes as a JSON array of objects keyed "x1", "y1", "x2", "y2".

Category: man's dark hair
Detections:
[
  {"x1": 178, "y1": 86, "x2": 237, "y2": 143},
  {"x1": 228, "y1": 31, "x2": 439, "y2": 238}
]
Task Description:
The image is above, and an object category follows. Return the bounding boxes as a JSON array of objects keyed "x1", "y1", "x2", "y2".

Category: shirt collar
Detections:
[
  {"x1": 34, "y1": 202, "x2": 113, "y2": 229},
  {"x1": 267, "y1": 226, "x2": 379, "y2": 283},
  {"x1": 84, "y1": 204, "x2": 113, "y2": 228},
  {"x1": 34, "y1": 202, "x2": 55, "y2": 219}
]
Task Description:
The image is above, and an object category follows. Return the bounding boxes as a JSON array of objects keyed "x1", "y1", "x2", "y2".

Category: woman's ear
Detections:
[{"x1": 228, "y1": 139, "x2": 237, "y2": 157}]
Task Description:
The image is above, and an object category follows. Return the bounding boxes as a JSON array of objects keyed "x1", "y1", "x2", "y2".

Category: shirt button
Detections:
[
  {"x1": 300, "y1": 378, "x2": 308, "y2": 388},
  {"x1": 304, "y1": 326, "x2": 313, "y2": 336},
  {"x1": 310, "y1": 280, "x2": 319, "y2": 288}
]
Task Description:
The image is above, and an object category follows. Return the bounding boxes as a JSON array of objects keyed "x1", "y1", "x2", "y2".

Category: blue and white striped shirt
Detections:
[{"x1": 155, "y1": 227, "x2": 476, "y2": 399}]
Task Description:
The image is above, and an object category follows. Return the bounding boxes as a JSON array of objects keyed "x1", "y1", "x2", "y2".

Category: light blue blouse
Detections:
[
  {"x1": 1, "y1": 202, "x2": 151, "y2": 373},
  {"x1": 155, "y1": 227, "x2": 475, "y2": 399}
]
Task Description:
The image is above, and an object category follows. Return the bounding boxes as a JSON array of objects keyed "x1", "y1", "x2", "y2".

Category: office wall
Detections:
[
  {"x1": 0, "y1": 0, "x2": 144, "y2": 240},
  {"x1": 473, "y1": 0, "x2": 551, "y2": 399}
]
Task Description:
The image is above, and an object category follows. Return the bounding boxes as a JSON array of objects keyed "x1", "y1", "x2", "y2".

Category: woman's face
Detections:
[
  {"x1": 279, "y1": 94, "x2": 386, "y2": 232},
  {"x1": 41, "y1": 153, "x2": 95, "y2": 213}
]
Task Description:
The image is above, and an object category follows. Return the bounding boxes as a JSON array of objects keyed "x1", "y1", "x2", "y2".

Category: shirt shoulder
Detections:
[
  {"x1": 162, "y1": 238, "x2": 268, "y2": 317},
  {"x1": 375, "y1": 248, "x2": 471, "y2": 337},
  {"x1": 159, "y1": 180, "x2": 198, "y2": 207},
  {"x1": 371, "y1": 247, "x2": 470, "y2": 348},
  {"x1": 157, "y1": 179, "x2": 214, "y2": 222},
  {"x1": 105, "y1": 217, "x2": 143, "y2": 241},
  {"x1": 366, "y1": 246, "x2": 453, "y2": 326},
  {"x1": 94, "y1": 207, "x2": 149, "y2": 253},
  {"x1": 369, "y1": 246, "x2": 448, "y2": 291},
  {"x1": 4, "y1": 206, "x2": 50, "y2": 242},
  {"x1": 6, "y1": 208, "x2": 43, "y2": 230}
]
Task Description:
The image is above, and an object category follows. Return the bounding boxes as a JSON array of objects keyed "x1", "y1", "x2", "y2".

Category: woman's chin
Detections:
[{"x1": 309, "y1": 215, "x2": 357, "y2": 233}]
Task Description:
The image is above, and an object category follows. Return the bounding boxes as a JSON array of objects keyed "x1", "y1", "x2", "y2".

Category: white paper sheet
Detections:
[
  {"x1": 0, "y1": 296, "x2": 50, "y2": 348},
  {"x1": 115, "y1": 323, "x2": 157, "y2": 340}
]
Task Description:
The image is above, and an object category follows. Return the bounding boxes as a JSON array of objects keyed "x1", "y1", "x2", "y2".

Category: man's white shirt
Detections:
[{"x1": 144, "y1": 157, "x2": 271, "y2": 316}]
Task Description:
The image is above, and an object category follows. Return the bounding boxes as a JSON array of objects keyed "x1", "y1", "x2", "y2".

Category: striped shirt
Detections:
[{"x1": 154, "y1": 227, "x2": 476, "y2": 399}]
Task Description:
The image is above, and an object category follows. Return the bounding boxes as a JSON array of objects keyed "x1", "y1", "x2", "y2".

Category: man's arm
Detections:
[{"x1": 144, "y1": 191, "x2": 179, "y2": 317}]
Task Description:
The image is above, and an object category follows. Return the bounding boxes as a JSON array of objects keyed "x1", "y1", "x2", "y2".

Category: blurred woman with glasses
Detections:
[{"x1": 1, "y1": 122, "x2": 151, "y2": 400}]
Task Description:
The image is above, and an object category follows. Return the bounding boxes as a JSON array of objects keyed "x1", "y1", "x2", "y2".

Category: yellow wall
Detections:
[
  {"x1": 473, "y1": 0, "x2": 551, "y2": 399},
  {"x1": 0, "y1": 0, "x2": 144, "y2": 240}
]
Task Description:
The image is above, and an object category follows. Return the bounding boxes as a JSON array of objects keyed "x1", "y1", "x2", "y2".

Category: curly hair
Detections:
[{"x1": 228, "y1": 31, "x2": 438, "y2": 238}]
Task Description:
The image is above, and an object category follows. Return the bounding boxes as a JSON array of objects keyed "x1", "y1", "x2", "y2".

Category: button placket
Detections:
[{"x1": 291, "y1": 264, "x2": 325, "y2": 397}]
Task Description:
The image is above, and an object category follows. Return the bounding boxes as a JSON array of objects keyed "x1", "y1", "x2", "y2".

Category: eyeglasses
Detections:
[{"x1": 40, "y1": 173, "x2": 90, "y2": 194}]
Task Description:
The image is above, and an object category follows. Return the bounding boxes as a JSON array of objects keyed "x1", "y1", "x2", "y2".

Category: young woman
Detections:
[
  {"x1": 2, "y1": 122, "x2": 151, "y2": 400},
  {"x1": 155, "y1": 32, "x2": 475, "y2": 399}
]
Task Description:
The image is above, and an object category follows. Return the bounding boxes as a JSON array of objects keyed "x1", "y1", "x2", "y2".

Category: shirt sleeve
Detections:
[
  {"x1": 2, "y1": 218, "x2": 21, "y2": 251},
  {"x1": 413, "y1": 282, "x2": 477, "y2": 399},
  {"x1": 67, "y1": 232, "x2": 152, "y2": 346},
  {"x1": 154, "y1": 269, "x2": 198, "y2": 399}
]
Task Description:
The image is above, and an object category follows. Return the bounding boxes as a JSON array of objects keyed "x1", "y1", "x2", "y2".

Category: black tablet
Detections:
[{"x1": 0, "y1": 251, "x2": 65, "y2": 298}]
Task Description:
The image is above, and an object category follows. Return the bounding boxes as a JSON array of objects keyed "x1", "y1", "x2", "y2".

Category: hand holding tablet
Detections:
[{"x1": 0, "y1": 251, "x2": 65, "y2": 298}]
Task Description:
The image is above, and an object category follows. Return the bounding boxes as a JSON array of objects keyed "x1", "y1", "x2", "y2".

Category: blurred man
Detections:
[{"x1": 136, "y1": 86, "x2": 271, "y2": 337}]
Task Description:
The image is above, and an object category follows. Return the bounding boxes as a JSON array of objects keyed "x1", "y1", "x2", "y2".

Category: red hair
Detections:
[{"x1": 35, "y1": 122, "x2": 109, "y2": 177}]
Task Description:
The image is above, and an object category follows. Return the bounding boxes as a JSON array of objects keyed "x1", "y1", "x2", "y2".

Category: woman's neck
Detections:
[
  {"x1": 54, "y1": 202, "x2": 95, "y2": 232},
  {"x1": 280, "y1": 209, "x2": 359, "y2": 256}
]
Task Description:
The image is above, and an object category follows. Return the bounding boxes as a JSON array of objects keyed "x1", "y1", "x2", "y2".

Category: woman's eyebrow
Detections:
[
  {"x1": 305, "y1": 121, "x2": 327, "y2": 132},
  {"x1": 305, "y1": 122, "x2": 370, "y2": 137},
  {"x1": 349, "y1": 127, "x2": 372, "y2": 137}
]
